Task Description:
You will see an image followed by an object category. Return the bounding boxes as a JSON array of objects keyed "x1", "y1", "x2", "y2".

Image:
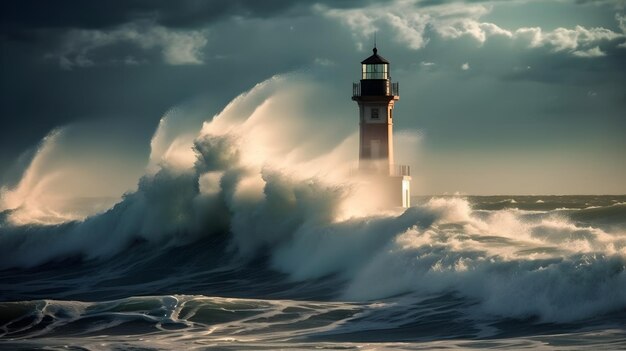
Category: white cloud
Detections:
[
  {"x1": 616, "y1": 13, "x2": 626, "y2": 47},
  {"x1": 517, "y1": 25, "x2": 622, "y2": 52},
  {"x1": 514, "y1": 27, "x2": 543, "y2": 47},
  {"x1": 461, "y1": 62, "x2": 470, "y2": 70},
  {"x1": 434, "y1": 19, "x2": 623, "y2": 55},
  {"x1": 385, "y1": 12, "x2": 430, "y2": 49},
  {"x1": 617, "y1": 13, "x2": 626, "y2": 33},
  {"x1": 435, "y1": 19, "x2": 512, "y2": 44},
  {"x1": 49, "y1": 21, "x2": 208, "y2": 69},
  {"x1": 573, "y1": 46, "x2": 606, "y2": 57},
  {"x1": 542, "y1": 27, "x2": 581, "y2": 51},
  {"x1": 320, "y1": 2, "x2": 488, "y2": 50},
  {"x1": 321, "y1": 0, "x2": 625, "y2": 58},
  {"x1": 322, "y1": 6, "x2": 378, "y2": 48}
]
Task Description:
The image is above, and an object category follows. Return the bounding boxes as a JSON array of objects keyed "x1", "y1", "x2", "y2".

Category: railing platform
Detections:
[
  {"x1": 391, "y1": 164, "x2": 411, "y2": 177},
  {"x1": 352, "y1": 81, "x2": 399, "y2": 98}
]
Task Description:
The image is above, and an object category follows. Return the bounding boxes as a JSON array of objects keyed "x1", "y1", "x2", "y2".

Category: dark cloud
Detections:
[
  {"x1": 1, "y1": 1, "x2": 258, "y2": 31},
  {"x1": 1, "y1": 0, "x2": 624, "y2": 194},
  {"x1": 1, "y1": 0, "x2": 392, "y2": 37},
  {"x1": 0, "y1": 5, "x2": 357, "y2": 175}
]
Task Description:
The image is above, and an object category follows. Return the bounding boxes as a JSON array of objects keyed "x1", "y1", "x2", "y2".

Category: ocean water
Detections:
[
  {"x1": 1, "y1": 75, "x2": 625, "y2": 349},
  {"x1": 1, "y1": 195, "x2": 625, "y2": 350}
]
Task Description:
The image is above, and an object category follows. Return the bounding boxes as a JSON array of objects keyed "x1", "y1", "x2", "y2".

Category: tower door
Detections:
[{"x1": 370, "y1": 139, "x2": 381, "y2": 159}]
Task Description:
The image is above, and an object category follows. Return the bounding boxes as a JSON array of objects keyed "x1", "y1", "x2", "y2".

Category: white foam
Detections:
[{"x1": 1, "y1": 72, "x2": 625, "y2": 324}]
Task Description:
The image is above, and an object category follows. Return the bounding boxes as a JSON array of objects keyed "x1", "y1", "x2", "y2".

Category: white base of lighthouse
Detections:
[
  {"x1": 357, "y1": 172, "x2": 411, "y2": 208},
  {"x1": 385, "y1": 175, "x2": 411, "y2": 208},
  {"x1": 401, "y1": 176, "x2": 411, "y2": 208}
]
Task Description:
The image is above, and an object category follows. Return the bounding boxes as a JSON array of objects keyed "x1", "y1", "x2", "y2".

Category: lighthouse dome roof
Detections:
[{"x1": 361, "y1": 47, "x2": 390, "y2": 64}]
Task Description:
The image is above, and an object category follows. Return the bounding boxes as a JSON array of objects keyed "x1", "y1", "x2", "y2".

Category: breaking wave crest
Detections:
[{"x1": 1, "y1": 73, "x2": 625, "y2": 331}]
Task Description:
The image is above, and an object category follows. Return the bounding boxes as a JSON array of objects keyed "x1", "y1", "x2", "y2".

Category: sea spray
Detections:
[{"x1": 1, "y1": 74, "x2": 626, "y2": 350}]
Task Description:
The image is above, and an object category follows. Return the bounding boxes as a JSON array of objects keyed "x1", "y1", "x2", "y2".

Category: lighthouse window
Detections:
[
  {"x1": 371, "y1": 108, "x2": 379, "y2": 119},
  {"x1": 362, "y1": 64, "x2": 388, "y2": 79}
]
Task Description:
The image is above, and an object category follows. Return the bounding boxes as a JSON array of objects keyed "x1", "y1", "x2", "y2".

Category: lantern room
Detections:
[
  {"x1": 355, "y1": 47, "x2": 397, "y2": 97},
  {"x1": 361, "y1": 48, "x2": 389, "y2": 80}
]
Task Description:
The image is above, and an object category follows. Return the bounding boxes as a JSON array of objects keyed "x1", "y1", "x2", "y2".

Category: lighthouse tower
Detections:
[{"x1": 352, "y1": 47, "x2": 411, "y2": 208}]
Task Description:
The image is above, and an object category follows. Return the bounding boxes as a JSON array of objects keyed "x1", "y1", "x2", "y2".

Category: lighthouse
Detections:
[{"x1": 352, "y1": 47, "x2": 411, "y2": 208}]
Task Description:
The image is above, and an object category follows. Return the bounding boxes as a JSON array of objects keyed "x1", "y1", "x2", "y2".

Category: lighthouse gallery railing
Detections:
[
  {"x1": 352, "y1": 82, "x2": 399, "y2": 97},
  {"x1": 348, "y1": 163, "x2": 411, "y2": 177},
  {"x1": 391, "y1": 164, "x2": 411, "y2": 177}
]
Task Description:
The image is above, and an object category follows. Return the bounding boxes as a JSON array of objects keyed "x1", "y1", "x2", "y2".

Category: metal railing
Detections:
[
  {"x1": 348, "y1": 163, "x2": 411, "y2": 177},
  {"x1": 352, "y1": 81, "x2": 399, "y2": 97},
  {"x1": 353, "y1": 82, "x2": 360, "y2": 97},
  {"x1": 391, "y1": 164, "x2": 411, "y2": 177},
  {"x1": 391, "y1": 82, "x2": 399, "y2": 96}
]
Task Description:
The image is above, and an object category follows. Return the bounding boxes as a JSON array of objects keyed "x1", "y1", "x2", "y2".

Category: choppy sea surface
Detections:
[{"x1": 1, "y1": 195, "x2": 625, "y2": 350}]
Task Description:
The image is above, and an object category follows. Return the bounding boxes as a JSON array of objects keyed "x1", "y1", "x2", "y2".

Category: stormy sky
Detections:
[{"x1": 1, "y1": 0, "x2": 625, "y2": 195}]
